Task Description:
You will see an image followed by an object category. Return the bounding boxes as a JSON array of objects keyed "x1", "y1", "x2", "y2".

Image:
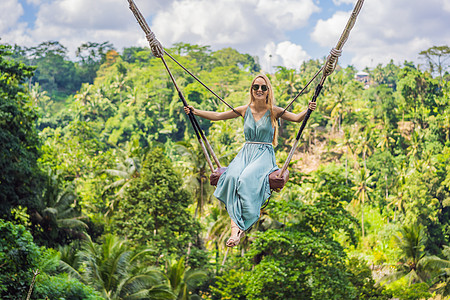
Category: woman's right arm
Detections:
[{"x1": 184, "y1": 105, "x2": 247, "y2": 121}]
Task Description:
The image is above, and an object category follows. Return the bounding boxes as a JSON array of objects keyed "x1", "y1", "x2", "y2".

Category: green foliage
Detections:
[
  {"x1": 243, "y1": 229, "x2": 356, "y2": 299},
  {"x1": 63, "y1": 234, "x2": 173, "y2": 300},
  {"x1": 30, "y1": 168, "x2": 88, "y2": 247},
  {"x1": 165, "y1": 256, "x2": 207, "y2": 299},
  {"x1": 0, "y1": 220, "x2": 97, "y2": 299},
  {"x1": 0, "y1": 44, "x2": 43, "y2": 220},
  {"x1": 0, "y1": 219, "x2": 41, "y2": 298},
  {"x1": 212, "y1": 179, "x2": 362, "y2": 299},
  {"x1": 346, "y1": 257, "x2": 392, "y2": 299},
  {"x1": 387, "y1": 282, "x2": 431, "y2": 300},
  {"x1": 114, "y1": 147, "x2": 200, "y2": 257},
  {"x1": 210, "y1": 269, "x2": 246, "y2": 300},
  {"x1": 34, "y1": 273, "x2": 103, "y2": 300},
  {"x1": 419, "y1": 45, "x2": 450, "y2": 80}
]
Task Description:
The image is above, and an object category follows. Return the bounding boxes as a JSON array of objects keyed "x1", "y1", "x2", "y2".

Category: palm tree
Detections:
[
  {"x1": 165, "y1": 256, "x2": 207, "y2": 300},
  {"x1": 174, "y1": 140, "x2": 214, "y2": 218},
  {"x1": 75, "y1": 234, "x2": 173, "y2": 300},
  {"x1": 429, "y1": 246, "x2": 450, "y2": 296},
  {"x1": 381, "y1": 224, "x2": 450, "y2": 286},
  {"x1": 109, "y1": 74, "x2": 129, "y2": 103},
  {"x1": 103, "y1": 140, "x2": 144, "y2": 215},
  {"x1": 337, "y1": 126, "x2": 358, "y2": 183},
  {"x1": 387, "y1": 161, "x2": 410, "y2": 221},
  {"x1": 376, "y1": 115, "x2": 396, "y2": 153},
  {"x1": 74, "y1": 83, "x2": 92, "y2": 106},
  {"x1": 29, "y1": 82, "x2": 52, "y2": 112},
  {"x1": 326, "y1": 71, "x2": 347, "y2": 133},
  {"x1": 355, "y1": 126, "x2": 374, "y2": 170},
  {"x1": 407, "y1": 129, "x2": 423, "y2": 164},
  {"x1": 351, "y1": 167, "x2": 373, "y2": 237},
  {"x1": 30, "y1": 168, "x2": 88, "y2": 245},
  {"x1": 207, "y1": 206, "x2": 233, "y2": 249}
]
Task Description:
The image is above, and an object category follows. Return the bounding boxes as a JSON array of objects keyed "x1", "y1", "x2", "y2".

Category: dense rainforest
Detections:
[{"x1": 1, "y1": 40, "x2": 450, "y2": 299}]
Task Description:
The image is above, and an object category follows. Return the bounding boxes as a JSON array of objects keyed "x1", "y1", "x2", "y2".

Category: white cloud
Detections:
[
  {"x1": 3, "y1": 0, "x2": 449, "y2": 72},
  {"x1": 2, "y1": 0, "x2": 319, "y2": 69},
  {"x1": 311, "y1": 0, "x2": 450, "y2": 69},
  {"x1": 151, "y1": 0, "x2": 319, "y2": 48},
  {"x1": 443, "y1": 0, "x2": 450, "y2": 12},
  {"x1": 311, "y1": 11, "x2": 348, "y2": 48},
  {"x1": 255, "y1": 0, "x2": 320, "y2": 30},
  {"x1": 1, "y1": 0, "x2": 172, "y2": 55},
  {"x1": 152, "y1": 0, "x2": 318, "y2": 69},
  {"x1": 152, "y1": 0, "x2": 253, "y2": 47},
  {"x1": 332, "y1": 0, "x2": 354, "y2": 5},
  {"x1": 0, "y1": 0, "x2": 24, "y2": 33},
  {"x1": 262, "y1": 41, "x2": 309, "y2": 72},
  {"x1": 26, "y1": 0, "x2": 42, "y2": 5}
]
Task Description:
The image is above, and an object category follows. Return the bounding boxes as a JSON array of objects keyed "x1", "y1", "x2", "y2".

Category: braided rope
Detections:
[
  {"x1": 278, "y1": 0, "x2": 364, "y2": 178},
  {"x1": 323, "y1": 48, "x2": 342, "y2": 77},
  {"x1": 128, "y1": 0, "x2": 164, "y2": 58},
  {"x1": 320, "y1": 0, "x2": 364, "y2": 80}
]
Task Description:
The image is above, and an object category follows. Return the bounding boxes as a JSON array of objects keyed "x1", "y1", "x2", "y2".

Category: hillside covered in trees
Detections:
[{"x1": 1, "y1": 40, "x2": 450, "y2": 299}]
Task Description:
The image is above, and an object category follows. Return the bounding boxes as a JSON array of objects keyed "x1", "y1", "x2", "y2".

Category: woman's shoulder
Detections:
[
  {"x1": 235, "y1": 105, "x2": 250, "y2": 116},
  {"x1": 272, "y1": 105, "x2": 284, "y2": 117}
]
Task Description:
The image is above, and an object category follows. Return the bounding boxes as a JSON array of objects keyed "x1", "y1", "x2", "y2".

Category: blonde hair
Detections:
[{"x1": 249, "y1": 74, "x2": 278, "y2": 147}]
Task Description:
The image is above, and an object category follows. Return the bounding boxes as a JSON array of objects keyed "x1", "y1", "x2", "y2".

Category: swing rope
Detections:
[
  {"x1": 163, "y1": 51, "x2": 243, "y2": 117},
  {"x1": 278, "y1": 0, "x2": 364, "y2": 177},
  {"x1": 127, "y1": 0, "x2": 220, "y2": 172}
]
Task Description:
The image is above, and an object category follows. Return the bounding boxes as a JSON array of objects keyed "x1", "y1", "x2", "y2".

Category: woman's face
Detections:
[{"x1": 252, "y1": 77, "x2": 268, "y2": 102}]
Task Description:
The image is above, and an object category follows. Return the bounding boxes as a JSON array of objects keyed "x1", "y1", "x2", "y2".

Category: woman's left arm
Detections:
[{"x1": 275, "y1": 102, "x2": 317, "y2": 123}]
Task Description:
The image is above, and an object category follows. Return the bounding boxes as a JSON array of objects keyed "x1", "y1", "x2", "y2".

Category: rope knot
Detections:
[
  {"x1": 146, "y1": 31, "x2": 164, "y2": 58},
  {"x1": 330, "y1": 48, "x2": 342, "y2": 57},
  {"x1": 323, "y1": 48, "x2": 341, "y2": 77}
]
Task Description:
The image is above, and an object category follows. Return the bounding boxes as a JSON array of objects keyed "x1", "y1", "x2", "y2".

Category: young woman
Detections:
[{"x1": 184, "y1": 74, "x2": 316, "y2": 247}]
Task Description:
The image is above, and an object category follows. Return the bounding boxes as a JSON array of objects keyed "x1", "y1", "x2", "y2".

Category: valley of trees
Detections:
[{"x1": 1, "y1": 40, "x2": 450, "y2": 299}]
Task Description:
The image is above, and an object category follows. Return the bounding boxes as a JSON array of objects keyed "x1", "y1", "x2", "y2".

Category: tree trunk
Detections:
[{"x1": 361, "y1": 196, "x2": 365, "y2": 238}]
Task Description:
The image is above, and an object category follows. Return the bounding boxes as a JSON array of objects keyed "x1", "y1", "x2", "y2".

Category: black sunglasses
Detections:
[{"x1": 252, "y1": 84, "x2": 268, "y2": 91}]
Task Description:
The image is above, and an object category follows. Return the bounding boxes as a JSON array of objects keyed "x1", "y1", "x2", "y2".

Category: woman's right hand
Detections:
[{"x1": 184, "y1": 105, "x2": 194, "y2": 115}]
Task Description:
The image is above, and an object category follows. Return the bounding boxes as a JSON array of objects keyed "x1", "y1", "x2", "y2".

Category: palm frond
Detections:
[{"x1": 57, "y1": 218, "x2": 88, "y2": 229}]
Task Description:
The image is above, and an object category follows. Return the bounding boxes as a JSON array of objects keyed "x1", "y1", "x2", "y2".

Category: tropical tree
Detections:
[
  {"x1": 396, "y1": 65, "x2": 438, "y2": 128},
  {"x1": 419, "y1": 45, "x2": 450, "y2": 83},
  {"x1": 113, "y1": 147, "x2": 199, "y2": 257},
  {"x1": 0, "y1": 44, "x2": 43, "y2": 220},
  {"x1": 0, "y1": 220, "x2": 101, "y2": 300},
  {"x1": 429, "y1": 245, "x2": 450, "y2": 296},
  {"x1": 102, "y1": 139, "x2": 144, "y2": 215},
  {"x1": 66, "y1": 234, "x2": 173, "y2": 300},
  {"x1": 380, "y1": 224, "x2": 450, "y2": 286},
  {"x1": 30, "y1": 168, "x2": 88, "y2": 247},
  {"x1": 165, "y1": 256, "x2": 207, "y2": 300},
  {"x1": 376, "y1": 115, "x2": 396, "y2": 153},
  {"x1": 0, "y1": 220, "x2": 42, "y2": 298},
  {"x1": 351, "y1": 167, "x2": 374, "y2": 237},
  {"x1": 76, "y1": 41, "x2": 115, "y2": 84},
  {"x1": 370, "y1": 60, "x2": 400, "y2": 88},
  {"x1": 174, "y1": 140, "x2": 214, "y2": 218},
  {"x1": 355, "y1": 126, "x2": 374, "y2": 170},
  {"x1": 26, "y1": 41, "x2": 82, "y2": 97},
  {"x1": 406, "y1": 128, "x2": 424, "y2": 164},
  {"x1": 387, "y1": 161, "x2": 410, "y2": 221},
  {"x1": 325, "y1": 71, "x2": 361, "y2": 132}
]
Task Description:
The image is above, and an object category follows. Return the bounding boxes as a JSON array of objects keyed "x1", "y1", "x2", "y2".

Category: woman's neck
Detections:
[{"x1": 251, "y1": 99, "x2": 269, "y2": 111}]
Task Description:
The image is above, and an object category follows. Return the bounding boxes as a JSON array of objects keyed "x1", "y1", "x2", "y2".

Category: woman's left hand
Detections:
[{"x1": 308, "y1": 101, "x2": 317, "y2": 111}]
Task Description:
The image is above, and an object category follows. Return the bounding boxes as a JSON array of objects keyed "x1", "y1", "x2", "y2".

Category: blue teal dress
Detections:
[{"x1": 213, "y1": 105, "x2": 279, "y2": 231}]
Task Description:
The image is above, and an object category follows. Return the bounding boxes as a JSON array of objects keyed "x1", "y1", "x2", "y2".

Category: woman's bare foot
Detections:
[{"x1": 226, "y1": 222, "x2": 245, "y2": 247}]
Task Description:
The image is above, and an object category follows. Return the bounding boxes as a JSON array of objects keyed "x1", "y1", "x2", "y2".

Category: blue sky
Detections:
[{"x1": 1, "y1": 0, "x2": 450, "y2": 72}]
